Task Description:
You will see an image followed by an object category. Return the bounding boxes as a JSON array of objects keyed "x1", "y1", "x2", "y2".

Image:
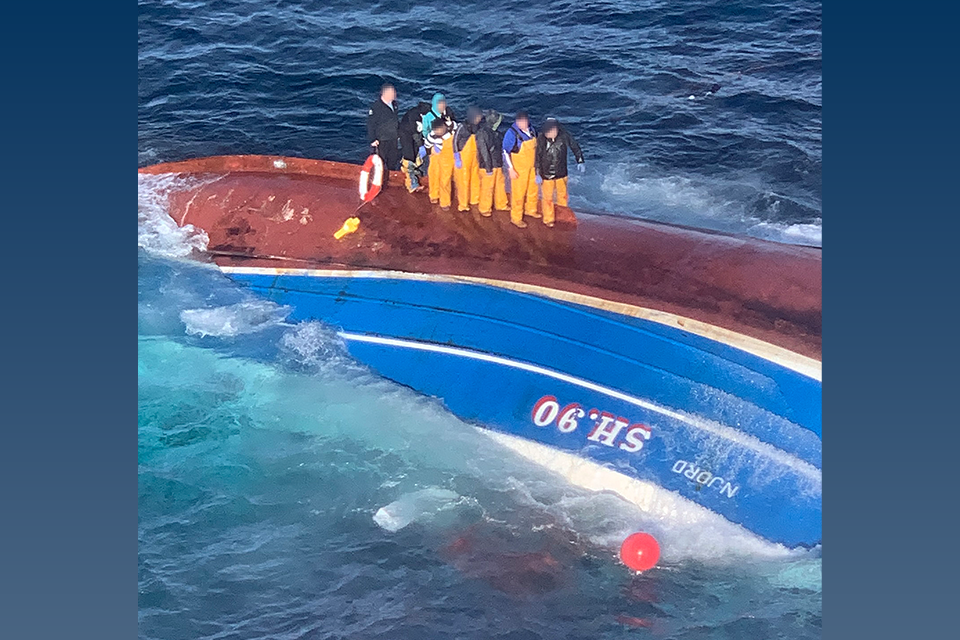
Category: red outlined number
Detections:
[
  {"x1": 557, "y1": 403, "x2": 584, "y2": 433},
  {"x1": 532, "y1": 396, "x2": 560, "y2": 427}
]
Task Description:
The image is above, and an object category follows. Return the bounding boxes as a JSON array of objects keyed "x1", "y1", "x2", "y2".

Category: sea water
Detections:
[
  {"x1": 138, "y1": 1, "x2": 822, "y2": 636},
  {"x1": 138, "y1": 178, "x2": 820, "y2": 639}
]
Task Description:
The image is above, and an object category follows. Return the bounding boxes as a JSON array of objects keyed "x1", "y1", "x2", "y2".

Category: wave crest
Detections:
[
  {"x1": 138, "y1": 173, "x2": 211, "y2": 258},
  {"x1": 181, "y1": 300, "x2": 290, "y2": 337}
]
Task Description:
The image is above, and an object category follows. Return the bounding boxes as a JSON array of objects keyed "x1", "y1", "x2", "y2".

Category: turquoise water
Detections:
[{"x1": 138, "y1": 178, "x2": 821, "y2": 639}]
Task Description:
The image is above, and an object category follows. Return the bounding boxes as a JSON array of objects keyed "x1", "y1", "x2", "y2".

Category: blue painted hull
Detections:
[{"x1": 227, "y1": 269, "x2": 822, "y2": 548}]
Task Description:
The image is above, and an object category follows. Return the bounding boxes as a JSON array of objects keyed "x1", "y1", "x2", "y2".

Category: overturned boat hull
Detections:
[{"x1": 140, "y1": 155, "x2": 822, "y2": 548}]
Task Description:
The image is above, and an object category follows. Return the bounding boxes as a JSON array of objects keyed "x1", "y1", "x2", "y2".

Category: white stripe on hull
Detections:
[
  {"x1": 219, "y1": 265, "x2": 822, "y2": 381},
  {"x1": 340, "y1": 331, "x2": 821, "y2": 486}
]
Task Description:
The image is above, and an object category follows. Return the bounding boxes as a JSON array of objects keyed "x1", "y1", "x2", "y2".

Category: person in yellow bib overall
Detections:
[
  {"x1": 475, "y1": 110, "x2": 509, "y2": 217},
  {"x1": 425, "y1": 119, "x2": 456, "y2": 209},
  {"x1": 535, "y1": 117, "x2": 585, "y2": 227},
  {"x1": 453, "y1": 107, "x2": 483, "y2": 211},
  {"x1": 502, "y1": 111, "x2": 539, "y2": 228}
]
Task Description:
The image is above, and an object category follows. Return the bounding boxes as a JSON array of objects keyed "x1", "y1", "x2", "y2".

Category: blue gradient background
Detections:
[{"x1": 2, "y1": 1, "x2": 956, "y2": 640}]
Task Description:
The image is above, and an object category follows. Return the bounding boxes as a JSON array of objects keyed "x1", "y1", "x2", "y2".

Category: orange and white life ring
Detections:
[{"x1": 359, "y1": 154, "x2": 384, "y2": 203}]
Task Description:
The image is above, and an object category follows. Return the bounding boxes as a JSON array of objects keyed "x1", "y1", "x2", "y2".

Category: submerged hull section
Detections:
[{"x1": 141, "y1": 155, "x2": 822, "y2": 548}]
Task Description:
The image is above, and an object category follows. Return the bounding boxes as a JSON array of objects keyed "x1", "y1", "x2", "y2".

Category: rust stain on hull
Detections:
[{"x1": 140, "y1": 155, "x2": 821, "y2": 360}]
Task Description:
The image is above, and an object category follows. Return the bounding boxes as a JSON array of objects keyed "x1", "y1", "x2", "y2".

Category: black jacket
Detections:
[
  {"x1": 535, "y1": 125, "x2": 584, "y2": 180},
  {"x1": 367, "y1": 98, "x2": 399, "y2": 145},
  {"x1": 475, "y1": 120, "x2": 504, "y2": 170},
  {"x1": 399, "y1": 102, "x2": 431, "y2": 160},
  {"x1": 453, "y1": 120, "x2": 477, "y2": 154}
]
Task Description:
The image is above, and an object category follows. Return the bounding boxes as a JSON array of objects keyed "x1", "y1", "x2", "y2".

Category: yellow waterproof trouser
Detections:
[
  {"x1": 509, "y1": 137, "x2": 539, "y2": 223},
  {"x1": 454, "y1": 135, "x2": 481, "y2": 210},
  {"x1": 478, "y1": 168, "x2": 509, "y2": 214},
  {"x1": 428, "y1": 151, "x2": 440, "y2": 202},
  {"x1": 540, "y1": 177, "x2": 568, "y2": 225},
  {"x1": 428, "y1": 138, "x2": 455, "y2": 208}
]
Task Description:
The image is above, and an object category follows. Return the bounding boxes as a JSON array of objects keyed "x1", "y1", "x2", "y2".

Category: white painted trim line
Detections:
[
  {"x1": 339, "y1": 331, "x2": 821, "y2": 485},
  {"x1": 219, "y1": 265, "x2": 821, "y2": 382}
]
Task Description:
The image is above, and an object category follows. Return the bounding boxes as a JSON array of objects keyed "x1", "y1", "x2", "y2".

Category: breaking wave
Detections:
[
  {"x1": 138, "y1": 173, "x2": 212, "y2": 258},
  {"x1": 180, "y1": 300, "x2": 291, "y2": 338},
  {"x1": 572, "y1": 162, "x2": 822, "y2": 246}
]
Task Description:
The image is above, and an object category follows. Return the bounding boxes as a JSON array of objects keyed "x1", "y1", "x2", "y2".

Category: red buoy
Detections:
[{"x1": 619, "y1": 532, "x2": 660, "y2": 572}]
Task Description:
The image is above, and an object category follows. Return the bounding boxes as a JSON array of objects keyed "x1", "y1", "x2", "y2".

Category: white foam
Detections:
[
  {"x1": 478, "y1": 428, "x2": 809, "y2": 563},
  {"x1": 765, "y1": 557, "x2": 822, "y2": 591},
  {"x1": 373, "y1": 487, "x2": 462, "y2": 532},
  {"x1": 571, "y1": 162, "x2": 822, "y2": 247},
  {"x1": 597, "y1": 168, "x2": 719, "y2": 213},
  {"x1": 749, "y1": 219, "x2": 822, "y2": 246},
  {"x1": 278, "y1": 321, "x2": 351, "y2": 372},
  {"x1": 180, "y1": 300, "x2": 291, "y2": 337},
  {"x1": 138, "y1": 173, "x2": 211, "y2": 258}
]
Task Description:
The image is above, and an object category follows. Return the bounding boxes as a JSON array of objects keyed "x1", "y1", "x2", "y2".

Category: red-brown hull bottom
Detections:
[{"x1": 139, "y1": 155, "x2": 821, "y2": 361}]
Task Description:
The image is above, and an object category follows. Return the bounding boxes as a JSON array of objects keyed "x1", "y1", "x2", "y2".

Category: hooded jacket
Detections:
[
  {"x1": 453, "y1": 108, "x2": 483, "y2": 153},
  {"x1": 366, "y1": 97, "x2": 399, "y2": 145},
  {"x1": 452, "y1": 120, "x2": 474, "y2": 154},
  {"x1": 535, "y1": 119, "x2": 584, "y2": 180},
  {"x1": 475, "y1": 119, "x2": 504, "y2": 171},
  {"x1": 421, "y1": 93, "x2": 456, "y2": 142},
  {"x1": 399, "y1": 101, "x2": 432, "y2": 161}
]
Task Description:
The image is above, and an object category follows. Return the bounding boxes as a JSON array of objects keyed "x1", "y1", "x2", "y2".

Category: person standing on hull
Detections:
[
  {"x1": 421, "y1": 92, "x2": 456, "y2": 198},
  {"x1": 399, "y1": 101, "x2": 432, "y2": 193},
  {"x1": 453, "y1": 106, "x2": 483, "y2": 212},
  {"x1": 502, "y1": 111, "x2": 539, "y2": 228},
  {"x1": 475, "y1": 109, "x2": 509, "y2": 217},
  {"x1": 535, "y1": 117, "x2": 585, "y2": 227},
  {"x1": 424, "y1": 118, "x2": 456, "y2": 209},
  {"x1": 366, "y1": 83, "x2": 400, "y2": 173},
  {"x1": 421, "y1": 93, "x2": 456, "y2": 148}
]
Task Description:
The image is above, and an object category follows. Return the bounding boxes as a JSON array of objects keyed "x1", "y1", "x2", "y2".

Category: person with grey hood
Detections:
[{"x1": 475, "y1": 110, "x2": 509, "y2": 216}]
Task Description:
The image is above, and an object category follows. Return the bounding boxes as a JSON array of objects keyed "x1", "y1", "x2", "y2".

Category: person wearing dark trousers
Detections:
[
  {"x1": 399, "y1": 101, "x2": 432, "y2": 192},
  {"x1": 366, "y1": 83, "x2": 400, "y2": 172}
]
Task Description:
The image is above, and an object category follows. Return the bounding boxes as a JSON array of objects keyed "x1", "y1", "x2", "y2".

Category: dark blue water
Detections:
[
  {"x1": 138, "y1": 0, "x2": 821, "y2": 245},
  {"x1": 138, "y1": 2, "x2": 822, "y2": 638}
]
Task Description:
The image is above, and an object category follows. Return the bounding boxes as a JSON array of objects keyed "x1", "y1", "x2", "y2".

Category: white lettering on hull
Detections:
[
  {"x1": 671, "y1": 460, "x2": 740, "y2": 499},
  {"x1": 530, "y1": 395, "x2": 652, "y2": 454}
]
